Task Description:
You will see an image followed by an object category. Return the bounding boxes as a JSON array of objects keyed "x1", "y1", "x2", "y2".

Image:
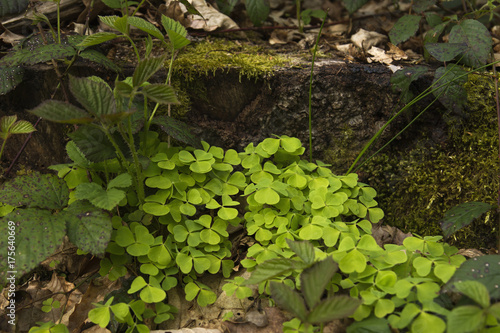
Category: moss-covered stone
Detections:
[
  {"x1": 171, "y1": 38, "x2": 288, "y2": 81},
  {"x1": 358, "y1": 74, "x2": 499, "y2": 249}
]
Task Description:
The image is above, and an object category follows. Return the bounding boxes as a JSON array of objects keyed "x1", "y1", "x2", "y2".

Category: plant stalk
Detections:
[
  {"x1": 308, "y1": 16, "x2": 326, "y2": 162},
  {"x1": 492, "y1": 62, "x2": 500, "y2": 253}
]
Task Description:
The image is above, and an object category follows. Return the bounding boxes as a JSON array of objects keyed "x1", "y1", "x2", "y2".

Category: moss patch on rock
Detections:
[
  {"x1": 171, "y1": 38, "x2": 288, "y2": 81},
  {"x1": 359, "y1": 74, "x2": 499, "y2": 249}
]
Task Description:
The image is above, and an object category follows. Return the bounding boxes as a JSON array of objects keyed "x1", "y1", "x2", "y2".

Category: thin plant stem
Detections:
[
  {"x1": 0, "y1": 138, "x2": 7, "y2": 161},
  {"x1": 297, "y1": 0, "x2": 302, "y2": 33},
  {"x1": 354, "y1": 92, "x2": 443, "y2": 172},
  {"x1": 346, "y1": 59, "x2": 500, "y2": 175},
  {"x1": 56, "y1": 0, "x2": 61, "y2": 44},
  {"x1": 492, "y1": 62, "x2": 500, "y2": 252},
  {"x1": 308, "y1": 16, "x2": 326, "y2": 162}
]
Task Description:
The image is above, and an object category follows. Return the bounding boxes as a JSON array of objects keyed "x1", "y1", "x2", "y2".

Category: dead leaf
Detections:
[
  {"x1": 68, "y1": 276, "x2": 121, "y2": 333},
  {"x1": 0, "y1": 27, "x2": 24, "y2": 45},
  {"x1": 351, "y1": 28, "x2": 387, "y2": 50},
  {"x1": 372, "y1": 222, "x2": 412, "y2": 247},
  {"x1": 165, "y1": 0, "x2": 240, "y2": 32},
  {"x1": 386, "y1": 43, "x2": 407, "y2": 61}
]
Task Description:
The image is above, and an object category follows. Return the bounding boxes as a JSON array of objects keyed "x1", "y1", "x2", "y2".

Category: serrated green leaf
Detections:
[
  {"x1": 77, "y1": 32, "x2": 119, "y2": 48},
  {"x1": 23, "y1": 43, "x2": 76, "y2": 65},
  {"x1": 454, "y1": 281, "x2": 490, "y2": 308},
  {"x1": 0, "y1": 172, "x2": 69, "y2": 209},
  {"x1": 446, "y1": 305, "x2": 484, "y2": 333},
  {"x1": 30, "y1": 100, "x2": 93, "y2": 124},
  {"x1": 69, "y1": 75, "x2": 116, "y2": 117},
  {"x1": 133, "y1": 56, "x2": 166, "y2": 87},
  {"x1": 270, "y1": 281, "x2": 307, "y2": 321},
  {"x1": 342, "y1": 0, "x2": 368, "y2": 14},
  {"x1": 151, "y1": 115, "x2": 202, "y2": 148},
  {"x1": 390, "y1": 66, "x2": 428, "y2": 102},
  {"x1": 449, "y1": 19, "x2": 492, "y2": 68},
  {"x1": 108, "y1": 173, "x2": 132, "y2": 189},
  {"x1": 0, "y1": 0, "x2": 29, "y2": 16},
  {"x1": 79, "y1": 49, "x2": 121, "y2": 72},
  {"x1": 286, "y1": 239, "x2": 315, "y2": 265},
  {"x1": 69, "y1": 126, "x2": 127, "y2": 162},
  {"x1": 63, "y1": 201, "x2": 112, "y2": 256},
  {"x1": 440, "y1": 202, "x2": 492, "y2": 239},
  {"x1": 424, "y1": 43, "x2": 467, "y2": 62},
  {"x1": 301, "y1": 257, "x2": 338, "y2": 309},
  {"x1": 245, "y1": 258, "x2": 298, "y2": 285},
  {"x1": 8, "y1": 120, "x2": 35, "y2": 135},
  {"x1": 0, "y1": 66, "x2": 24, "y2": 95},
  {"x1": 142, "y1": 84, "x2": 179, "y2": 104},
  {"x1": 166, "y1": 29, "x2": 190, "y2": 50},
  {"x1": 307, "y1": 296, "x2": 362, "y2": 324},
  {"x1": 389, "y1": 15, "x2": 421, "y2": 45},
  {"x1": 246, "y1": 0, "x2": 270, "y2": 26},
  {"x1": 0, "y1": 209, "x2": 66, "y2": 284},
  {"x1": 127, "y1": 16, "x2": 164, "y2": 40},
  {"x1": 432, "y1": 65, "x2": 468, "y2": 112}
]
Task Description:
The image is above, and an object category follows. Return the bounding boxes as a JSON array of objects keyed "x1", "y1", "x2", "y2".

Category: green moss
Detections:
[
  {"x1": 359, "y1": 74, "x2": 499, "y2": 249},
  {"x1": 171, "y1": 38, "x2": 288, "y2": 81},
  {"x1": 324, "y1": 125, "x2": 358, "y2": 174}
]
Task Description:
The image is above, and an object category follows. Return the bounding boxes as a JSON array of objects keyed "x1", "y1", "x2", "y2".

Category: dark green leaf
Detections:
[
  {"x1": 346, "y1": 317, "x2": 392, "y2": 333},
  {"x1": 151, "y1": 115, "x2": 202, "y2": 149},
  {"x1": 307, "y1": 296, "x2": 361, "y2": 324},
  {"x1": 425, "y1": 43, "x2": 467, "y2": 62},
  {"x1": 23, "y1": 43, "x2": 76, "y2": 65},
  {"x1": 432, "y1": 65, "x2": 468, "y2": 113},
  {"x1": 246, "y1": 0, "x2": 270, "y2": 26},
  {"x1": 244, "y1": 258, "x2": 299, "y2": 285},
  {"x1": 0, "y1": 209, "x2": 66, "y2": 285},
  {"x1": 440, "y1": 202, "x2": 492, "y2": 239},
  {"x1": 63, "y1": 201, "x2": 112, "y2": 256},
  {"x1": 0, "y1": 0, "x2": 29, "y2": 16},
  {"x1": 127, "y1": 16, "x2": 164, "y2": 40},
  {"x1": 270, "y1": 281, "x2": 308, "y2": 321},
  {"x1": 133, "y1": 56, "x2": 166, "y2": 87},
  {"x1": 115, "y1": 81, "x2": 134, "y2": 97},
  {"x1": 69, "y1": 75, "x2": 116, "y2": 117},
  {"x1": 446, "y1": 255, "x2": 500, "y2": 300},
  {"x1": 166, "y1": 29, "x2": 190, "y2": 51},
  {"x1": 161, "y1": 15, "x2": 188, "y2": 38},
  {"x1": 453, "y1": 281, "x2": 490, "y2": 308},
  {"x1": 0, "y1": 172, "x2": 69, "y2": 209},
  {"x1": 390, "y1": 66, "x2": 428, "y2": 103},
  {"x1": 77, "y1": 32, "x2": 119, "y2": 48},
  {"x1": 68, "y1": 126, "x2": 119, "y2": 162},
  {"x1": 286, "y1": 239, "x2": 315, "y2": 265},
  {"x1": 142, "y1": 84, "x2": 179, "y2": 104},
  {"x1": 215, "y1": 0, "x2": 238, "y2": 15},
  {"x1": 79, "y1": 49, "x2": 121, "y2": 72},
  {"x1": 389, "y1": 15, "x2": 421, "y2": 46},
  {"x1": 30, "y1": 100, "x2": 93, "y2": 124},
  {"x1": 342, "y1": 0, "x2": 368, "y2": 14},
  {"x1": 449, "y1": 19, "x2": 492, "y2": 68},
  {"x1": 301, "y1": 257, "x2": 338, "y2": 309},
  {"x1": 0, "y1": 66, "x2": 24, "y2": 95},
  {"x1": 412, "y1": 0, "x2": 436, "y2": 13},
  {"x1": 66, "y1": 141, "x2": 92, "y2": 167}
]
